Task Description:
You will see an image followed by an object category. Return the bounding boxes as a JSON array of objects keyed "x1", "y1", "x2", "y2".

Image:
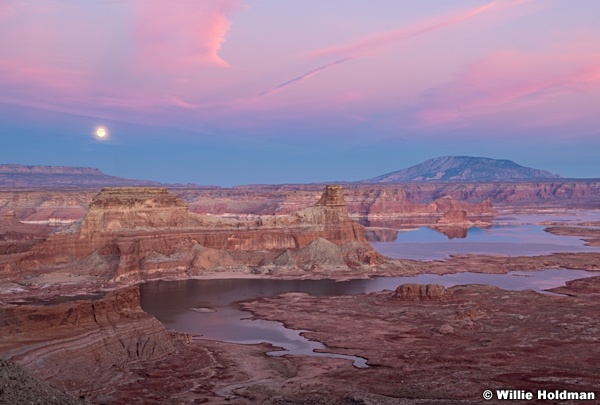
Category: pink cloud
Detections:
[
  {"x1": 0, "y1": 51, "x2": 165, "y2": 114},
  {"x1": 0, "y1": 0, "x2": 244, "y2": 128},
  {"x1": 0, "y1": 60, "x2": 91, "y2": 95},
  {"x1": 309, "y1": 0, "x2": 534, "y2": 60},
  {"x1": 415, "y1": 46, "x2": 600, "y2": 128},
  {"x1": 134, "y1": 0, "x2": 242, "y2": 72},
  {"x1": 0, "y1": 3, "x2": 16, "y2": 21},
  {"x1": 228, "y1": 1, "x2": 542, "y2": 125}
]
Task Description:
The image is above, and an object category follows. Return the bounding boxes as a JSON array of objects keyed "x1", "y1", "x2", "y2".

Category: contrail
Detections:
[
  {"x1": 254, "y1": 0, "x2": 533, "y2": 100},
  {"x1": 309, "y1": 0, "x2": 531, "y2": 59},
  {"x1": 257, "y1": 57, "x2": 354, "y2": 98}
]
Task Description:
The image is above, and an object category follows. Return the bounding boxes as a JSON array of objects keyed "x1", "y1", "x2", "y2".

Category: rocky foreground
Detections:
[
  {"x1": 4, "y1": 277, "x2": 600, "y2": 404},
  {"x1": 0, "y1": 359, "x2": 84, "y2": 405},
  {"x1": 238, "y1": 280, "x2": 600, "y2": 404},
  {"x1": 1, "y1": 185, "x2": 600, "y2": 403}
]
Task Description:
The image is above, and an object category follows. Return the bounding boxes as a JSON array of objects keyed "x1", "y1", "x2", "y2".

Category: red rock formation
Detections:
[
  {"x1": 293, "y1": 185, "x2": 366, "y2": 245},
  {"x1": 259, "y1": 238, "x2": 379, "y2": 274},
  {"x1": 345, "y1": 188, "x2": 421, "y2": 218},
  {"x1": 0, "y1": 189, "x2": 92, "y2": 223},
  {"x1": 0, "y1": 163, "x2": 161, "y2": 188},
  {"x1": 315, "y1": 184, "x2": 345, "y2": 207},
  {"x1": 392, "y1": 284, "x2": 448, "y2": 300},
  {"x1": 152, "y1": 185, "x2": 502, "y2": 220},
  {"x1": 0, "y1": 287, "x2": 175, "y2": 394},
  {"x1": 3, "y1": 180, "x2": 600, "y2": 227},
  {"x1": 436, "y1": 209, "x2": 470, "y2": 224},
  {"x1": 80, "y1": 187, "x2": 191, "y2": 236},
  {"x1": 2, "y1": 185, "x2": 375, "y2": 283},
  {"x1": 431, "y1": 207, "x2": 492, "y2": 239},
  {"x1": 0, "y1": 211, "x2": 51, "y2": 255},
  {"x1": 427, "y1": 195, "x2": 495, "y2": 216},
  {"x1": 342, "y1": 189, "x2": 497, "y2": 220}
]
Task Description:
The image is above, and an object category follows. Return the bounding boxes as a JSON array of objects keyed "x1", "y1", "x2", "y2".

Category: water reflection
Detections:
[
  {"x1": 370, "y1": 224, "x2": 600, "y2": 260},
  {"x1": 428, "y1": 226, "x2": 469, "y2": 239},
  {"x1": 141, "y1": 278, "x2": 373, "y2": 368},
  {"x1": 365, "y1": 228, "x2": 399, "y2": 242},
  {"x1": 366, "y1": 225, "x2": 472, "y2": 242},
  {"x1": 141, "y1": 269, "x2": 598, "y2": 368}
]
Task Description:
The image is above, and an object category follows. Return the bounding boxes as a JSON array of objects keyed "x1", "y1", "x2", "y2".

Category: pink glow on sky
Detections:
[
  {"x1": 1, "y1": 1, "x2": 600, "y2": 184},
  {"x1": 135, "y1": 0, "x2": 241, "y2": 71},
  {"x1": 415, "y1": 41, "x2": 600, "y2": 128},
  {"x1": 308, "y1": 0, "x2": 525, "y2": 60},
  {"x1": 2, "y1": 0, "x2": 598, "y2": 134},
  {"x1": 0, "y1": 3, "x2": 16, "y2": 21}
]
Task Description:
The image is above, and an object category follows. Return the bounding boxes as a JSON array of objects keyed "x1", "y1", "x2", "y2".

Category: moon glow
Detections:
[{"x1": 95, "y1": 127, "x2": 107, "y2": 138}]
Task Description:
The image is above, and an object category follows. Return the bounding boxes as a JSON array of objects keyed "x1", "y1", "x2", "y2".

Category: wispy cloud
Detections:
[
  {"x1": 415, "y1": 45, "x2": 600, "y2": 128},
  {"x1": 248, "y1": 0, "x2": 538, "y2": 106},
  {"x1": 309, "y1": 0, "x2": 533, "y2": 60},
  {"x1": 257, "y1": 57, "x2": 354, "y2": 98},
  {"x1": 0, "y1": 0, "x2": 244, "y2": 124},
  {"x1": 0, "y1": 60, "x2": 91, "y2": 94}
]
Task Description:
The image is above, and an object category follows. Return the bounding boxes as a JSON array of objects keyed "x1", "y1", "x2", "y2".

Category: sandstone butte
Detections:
[{"x1": 0, "y1": 185, "x2": 380, "y2": 285}]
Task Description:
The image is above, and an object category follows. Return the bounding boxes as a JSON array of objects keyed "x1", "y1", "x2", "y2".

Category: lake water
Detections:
[
  {"x1": 141, "y1": 269, "x2": 598, "y2": 368},
  {"x1": 370, "y1": 213, "x2": 600, "y2": 260},
  {"x1": 141, "y1": 213, "x2": 600, "y2": 367}
]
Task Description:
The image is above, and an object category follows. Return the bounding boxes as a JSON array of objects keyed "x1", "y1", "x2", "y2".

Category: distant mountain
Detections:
[
  {"x1": 0, "y1": 164, "x2": 163, "y2": 188},
  {"x1": 366, "y1": 156, "x2": 563, "y2": 183}
]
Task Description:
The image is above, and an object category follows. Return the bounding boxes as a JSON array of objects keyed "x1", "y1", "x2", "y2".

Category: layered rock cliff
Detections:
[
  {"x1": 79, "y1": 187, "x2": 192, "y2": 237},
  {"x1": 0, "y1": 164, "x2": 161, "y2": 188},
  {"x1": 2, "y1": 185, "x2": 376, "y2": 283},
  {"x1": 0, "y1": 287, "x2": 175, "y2": 398},
  {"x1": 0, "y1": 211, "x2": 51, "y2": 255},
  {"x1": 3, "y1": 181, "x2": 599, "y2": 229},
  {"x1": 344, "y1": 189, "x2": 497, "y2": 219}
]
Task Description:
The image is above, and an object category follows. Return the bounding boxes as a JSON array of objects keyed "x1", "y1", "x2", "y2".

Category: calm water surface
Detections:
[
  {"x1": 141, "y1": 269, "x2": 598, "y2": 368},
  {"x1": 370, "y1": 213, "x2": 600, "y2": 260},
  {"x1": 142, "y1": 213, "x2": 600, "y2": 367}
]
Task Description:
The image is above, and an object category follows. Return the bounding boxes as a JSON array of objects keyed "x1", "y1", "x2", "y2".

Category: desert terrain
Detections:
[
  {"x1": 4, "y1": 0, "x2": 600, "y2": 401},
  {"x1": 1, "y1": 177, "x2": 599, "y2": 404}
]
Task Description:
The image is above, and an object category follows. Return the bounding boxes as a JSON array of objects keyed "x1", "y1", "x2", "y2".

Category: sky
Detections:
[{"x1": 1, "y1": 0, "x2": 599, "y2": 186}]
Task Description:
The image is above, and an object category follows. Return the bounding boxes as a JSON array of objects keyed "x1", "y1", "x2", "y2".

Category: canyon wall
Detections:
[
  {"x1": 0, "y1": 164, "x2": 161, "y2": 188},
  {"x1": 0, "y1": 287, "x2": 176, "y2": 399},
  {"x1": 2, "y1": 180, "x2": 599, "y2": 225},
  {"x1": 0, "y1": 185, "x2": 375, "y2": 283},
  {"x1": 232, "y1": 180, "x2": 600, "y2": 209},
  {"x1": 0, "y1": 211, "x2": 51, "y2": 255},
  {"x1": 152, "y1": 180, "x2": 600, "y2": 218}
]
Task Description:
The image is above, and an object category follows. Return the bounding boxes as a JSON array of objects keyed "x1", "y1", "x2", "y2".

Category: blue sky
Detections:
[{"x1": 1, "y1": 1, "x2": 599, "y2": 186}]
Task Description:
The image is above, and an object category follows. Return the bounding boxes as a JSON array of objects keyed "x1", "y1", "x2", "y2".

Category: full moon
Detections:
[{"x1": 95, "y1": 127, "x2": 107, "y2": 138}]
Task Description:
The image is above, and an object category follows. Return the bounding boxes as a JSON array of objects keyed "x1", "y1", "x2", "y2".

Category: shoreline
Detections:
[
  {"x1": 3, "y1": 247, "x2": 600, "y2": 304},
  {"x1": 2, "y1": 218, "x2": 600, "y2": 402}
]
